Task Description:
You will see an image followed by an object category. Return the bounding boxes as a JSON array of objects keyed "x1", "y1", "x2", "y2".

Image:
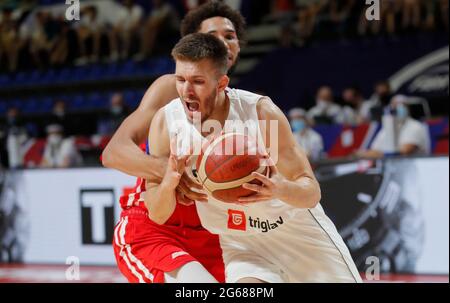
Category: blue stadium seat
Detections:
[
  {"x1": 106, "y1": 62, "x2": 119, "y2": 76},
  {"x1": 57, "y1": 68, "x2": 73, "y2": 82},
  {"x1": 11, "y1": 99, "x2": 23, "y2": 109},
  {"x1": 29, "y1": 70, "x2": 43, "y2": 84},
  {"x1": 73, "y1": 66, "x2": 90, "y2": 82},
  {"x1": 123, "y1": 90, "x2": 138, "y2": 108},
  {"x1": 40, "y1": 69, "x2": 57, "y2": 85},
  {"x1": 0, "y1": 74, "x2": 10, "y2": 86},
  {"x1": 14, "y1": 72, "x2": 29, "y2": 86},
  {"x1": 70, "y1": 94, "x2": 87, "y2": 110},
  {"x1": 39, "y1": 97, "x2": 54, "y2": 113},
  {"x1": 0, "y1": 101, "x2": 7, "y2": 114},
  {"x1": 120, "y1": 60, "x2": 138, "y2": 77},
  {"x1": 86, "y1": 92, "x2": 105, "y2": 109},
  {"x1": 22, "y1": 99, "x2": 40, "y2": 114},
  {"x1": 89, "y1": 65, "x2": 106, "y2": 80}
]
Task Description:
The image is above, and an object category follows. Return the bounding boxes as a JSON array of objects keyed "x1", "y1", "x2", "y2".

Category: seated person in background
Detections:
[
  {"x1": 367, "y1": 80, "x2": 394, "y2": 123},
  {"x1": 40, "y1": 124, "x2": 83, "y2": 168},
  {"x1": 73, "y1": 5, "x2": 105, "y2": 64},
  {"x1": 134, "y1": 0, "x2": 180, "y2": 60},
  {"x1": 307, "y1": 86, "x2": 342, "y2": 125},
  {"x1": 109, "y1": 0, "x2": 144, "y2": 61},
  {"x1": 48, "y1": 99, "x2": 76, "y2": 136},
  {"x1": 4, "y1": 107, "x2": 29, "y2": 169},
  {"x1": 356, "y1": 95, "x2": 431, "y2": 158},
  {"x1": 97, "y1": 93, "x2": 130, "y2": 136},
  {"x1": 289, "y1": 107, "x2": 324, "y2": 162},
  {"x1": 339, "y1": 85, "x2": 372, "y2": 125}
]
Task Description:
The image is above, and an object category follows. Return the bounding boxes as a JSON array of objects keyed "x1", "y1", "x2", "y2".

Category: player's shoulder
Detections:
[
  {"x1": 230, "y1": 88, "x2": 263, "y2": 100},
  {"x1": 139, "y1": 74, "x2": 178, "y2": 110},
  {"x1": 150, "y1": 74, "x2": 177, "y2": 95},
  {"x1": 151, "y1": 105, "x2": 168, "y2": 130},
  {"x1": 255, "y1": 95, "x2": 283, "y2": 121},
  {"x1": 153, "y1": 73, "x2": 176, "y2": 85}
]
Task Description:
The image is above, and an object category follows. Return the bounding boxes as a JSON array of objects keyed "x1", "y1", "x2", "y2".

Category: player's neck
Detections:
[{"x1": 201, "y1": 91, "x2": 230, "y2": 137}]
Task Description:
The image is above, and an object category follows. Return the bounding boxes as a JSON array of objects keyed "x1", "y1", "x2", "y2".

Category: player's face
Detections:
[
  {"x1": 175, "y1": 59, "x2": 226, "y2": 122},
  {"x1": 199, "y1": 17, "x2": 240, "y2": 69}
]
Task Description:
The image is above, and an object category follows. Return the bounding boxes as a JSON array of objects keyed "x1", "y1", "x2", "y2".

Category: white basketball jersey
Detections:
[{"x1": 164, "y1": 88, "x2": 314, "y2": 236}]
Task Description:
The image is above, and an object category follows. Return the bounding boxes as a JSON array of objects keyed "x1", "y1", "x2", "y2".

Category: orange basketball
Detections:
[{"x1": 195, "y1": 133, "x2": 267, "y2": 203}]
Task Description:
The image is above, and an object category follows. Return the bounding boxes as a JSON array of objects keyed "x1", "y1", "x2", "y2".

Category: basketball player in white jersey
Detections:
[{"x1": 146, "y1": 33, "x2": 363, "y2": 283}]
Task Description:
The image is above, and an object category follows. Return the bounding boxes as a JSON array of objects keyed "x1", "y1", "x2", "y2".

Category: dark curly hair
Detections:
[{"x1": 180, "y1": 1, "x2": 246, "y2": 43}]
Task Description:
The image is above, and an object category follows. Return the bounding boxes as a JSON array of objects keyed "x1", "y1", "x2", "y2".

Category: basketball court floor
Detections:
[{"x1": 0, "y1": 264, "x2": 448, "y2": 283}]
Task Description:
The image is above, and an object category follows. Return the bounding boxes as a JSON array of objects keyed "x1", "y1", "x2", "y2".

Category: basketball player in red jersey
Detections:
[{"x1": 107, "y1": 2, "x2": 246, "y2": 283}]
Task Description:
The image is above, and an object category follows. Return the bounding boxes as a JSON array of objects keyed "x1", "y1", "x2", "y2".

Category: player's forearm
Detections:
[
  {"x1": 279, "y1": 176, "x2": 321, "y2": 209},
  {"x1": 102, "y1": 137, "x2": 166, "y2": 182},
  {"x1": 145, "y1": 184, "x2": 177, "y2": 225}
]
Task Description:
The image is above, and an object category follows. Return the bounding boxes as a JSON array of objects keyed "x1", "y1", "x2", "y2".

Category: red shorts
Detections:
[{"x1": 113, "y1": 207, "x2": 225, "y2": 283}]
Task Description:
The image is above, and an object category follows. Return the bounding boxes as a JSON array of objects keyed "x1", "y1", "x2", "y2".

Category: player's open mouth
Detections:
[{"x1": 186, "y1": 101, "x2": 200, "y2": 112}]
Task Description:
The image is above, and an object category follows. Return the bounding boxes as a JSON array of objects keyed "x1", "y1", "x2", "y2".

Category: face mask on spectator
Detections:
[
  {"x1": 7, "y1": 116, "x2": 16, "y2": 125},
  {"x1": 291, "y1": 119, "x2": 306, "y2": 133},
  {"x1": 396, "y1": 104, "x2": 408, "y2": 120},
  {"x1": 54, "y1": 109, "x2": 65, "y2": 118},
  {"x1": 317, "y1": 99, "x2": 328, "y2": 108},
  {"x1": 111, "y1": 105, "x2": 123, "y2": 115},
  {"x1": 48, "y1": 134, "x2": 62, "y2": 145}
]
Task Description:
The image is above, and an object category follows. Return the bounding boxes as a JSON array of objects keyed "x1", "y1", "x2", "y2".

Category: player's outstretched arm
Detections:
[
  {"x1": 101, "y1": 74, "x2": 178, "y2": 182},
  {"x1": 239, "y1": 97, "x2": 321, "y2": 209}
]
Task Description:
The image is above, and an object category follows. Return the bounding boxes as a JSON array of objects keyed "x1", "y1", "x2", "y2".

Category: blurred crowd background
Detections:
[{"x1": 0, "y1": 0, "x2": 448, "y2": 169}]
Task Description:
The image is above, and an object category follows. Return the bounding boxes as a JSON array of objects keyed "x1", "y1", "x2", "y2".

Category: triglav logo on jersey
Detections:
[
  {"x1": 227, "y1": 209, "x2": 285, "y2": 233},
  {"x1": 249, "y1": 216, "x2": 284, "y2": 233},
  {"x1": 227, "y1": 209, "x2": 246, "y2": 231}
]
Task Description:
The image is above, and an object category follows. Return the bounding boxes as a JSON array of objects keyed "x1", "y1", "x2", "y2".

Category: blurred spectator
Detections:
[
  {"x1": 314, "y1": 0, "x2": 354, "y2": 39},
  {"x1": 289, "y1": 107, "x2": 324, "y2": 161},
  {"x1": 357, "y1": 95, "x2": 431, "y2": 158},
  {"x1": 269, "y1": 0, "x2": 297, "y2": 20},
  {"x1": 49, "y1": 16, "x2": 70, "y2": 67},
  {"x1": 307, "y1": 86, "x2": 342, "y2": 124},
  {"x1": 0, "y1": 8, "x2": 22, "y2": 72},
  {"x1": 294, "y1": 0, "x2": 325, "y2": 46},
  {"x1": 109, "y1": 0, "x2": 144, "y2": 61},
  {"x1": 74, "y1": 5, "x2": 105, "y2": 65},
  {"x1": 29, "y1": 10, "x2": 66, "y2": 69},
  {"x1": 11, "y1": 0, "x2": 37, "y2": 24},
  {"x1": 358, "y1": 0, "x2": 403, "y2": 36},
  {"x1": 40, "y1": 124, "x2": 83, "y2": 168},
  {"x1": 97, "y1": 93, "x2": 130, "y2": 136},
  {"x1": 3, "y1": 107, "x2": 28, "y2": 168},
  {"x1": 134, "y1": 0, "x2": 179, "y2": 60},
  {"x1": 182, "y1": 0, "x2": 209, "y2": 10},
  {"x1": 367, "y1": 80, "x2": 394, "y2": 123},
  {"x1": 339, "y1": 85, "x2": 372, "y2": 125},
  {"x1": 48, "y1": 99, "x2": 76, "y2": 136},
  {"x1": 402, "y1": 0, "x2": 421, "y2": 32},
  {"x1": 437, "y1": 0, "x2": 449, "y2": 32},
  {"x1": 0, "y1": 118, "x2": 7, "y2": 167}
]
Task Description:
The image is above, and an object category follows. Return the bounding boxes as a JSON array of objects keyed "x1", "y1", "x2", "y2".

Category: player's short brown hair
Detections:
[
  {"x1": 180, "y1": 1, "x2": 246, "y2": 42},
  {"x1": 171, "y1": 33, "x2": 228, "y2": 76}
]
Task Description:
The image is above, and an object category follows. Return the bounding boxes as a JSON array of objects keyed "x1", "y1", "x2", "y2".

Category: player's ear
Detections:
[{"x1": 217, "y1": 74, "x2": 229, "y2": 92}]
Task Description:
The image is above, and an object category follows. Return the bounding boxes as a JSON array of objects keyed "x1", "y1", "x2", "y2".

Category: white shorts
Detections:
[{"x1": 219, "y1": 204, "x2": 363, "y2": 283}]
